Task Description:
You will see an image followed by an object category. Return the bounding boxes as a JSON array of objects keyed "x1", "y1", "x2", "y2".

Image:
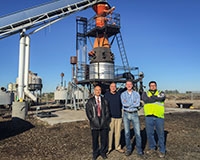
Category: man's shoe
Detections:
[
  {"x1": 92, "y1": 154, "x2": 99, "y2": 160},
  {"x1": 125, "y1": 150, "x2": 132, "y2": 156},
  {"x1": 137, "y1": 153, "x2": 146, "y2": 159},
  {"x1": 92, "y1": 157, "x2": 96, "y2": 160},
  {"x1": 101, "y1": 154, "x2": 108, "y2": 159},
  {"x1": 106, "y1": 150, "x2": 111, "y2": 155},
  {"x1": 158, "y1": 152, "x2": 165, "y2": 158},
  {"x1": 116, "y1": 149, "x2": 125, "y2": 153},
  {"x1": 146, "y1": 149, "x2": 156, "y2": 155},
  {"x1": 138, "y1": 152, "x2": 144, "y2": 156}
]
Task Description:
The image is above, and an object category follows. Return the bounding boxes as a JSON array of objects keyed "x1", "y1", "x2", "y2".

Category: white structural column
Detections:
[
  {"x1": 24, "y1": 35, "x2": 37, "y2": 102},
  {"x1": 17, "y1": 33, "x2": 26, "y2": 101},
  {"x1": 17, "y1": 33, "x2": 37, "y2": 102},
  {"x1": 24, "y1": 35, "x2": 30, "y2": 93},
  {"x1": 13, "y1": 32, "x2": 28, "y2": 119}
]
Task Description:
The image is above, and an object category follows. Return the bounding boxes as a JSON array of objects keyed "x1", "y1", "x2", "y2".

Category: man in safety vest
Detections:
[{"x1": 142, "y1": 81, "x2": 166, "y2": 158}]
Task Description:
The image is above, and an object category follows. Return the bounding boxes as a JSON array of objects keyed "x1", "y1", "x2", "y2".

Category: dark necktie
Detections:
[{"x1": 97, "y1": 97, "x2": 101, "y2": 117}]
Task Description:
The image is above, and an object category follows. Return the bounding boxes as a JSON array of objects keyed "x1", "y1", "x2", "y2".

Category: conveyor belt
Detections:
[{"x1": 0, "y1": 0, "x2": 106, "y2": 39}]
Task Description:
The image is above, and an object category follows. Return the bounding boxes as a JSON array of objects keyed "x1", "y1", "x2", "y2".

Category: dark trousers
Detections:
[{"x1": 91, "y1": 128, "x2": 108, "y2": 158}]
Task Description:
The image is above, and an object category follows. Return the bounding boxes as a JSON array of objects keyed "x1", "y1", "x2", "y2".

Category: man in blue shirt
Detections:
[{"x1": 121, "y1": 80, "x2": 143, "y2": 156}]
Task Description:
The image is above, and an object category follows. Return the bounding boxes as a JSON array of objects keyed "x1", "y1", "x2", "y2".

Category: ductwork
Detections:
[{"x1": 18, "y1": 33, "x2": 37, "y2": 102}]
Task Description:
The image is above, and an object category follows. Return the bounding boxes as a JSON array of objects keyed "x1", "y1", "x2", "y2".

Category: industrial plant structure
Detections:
[
  {"x1": 74, "y1": 2, "x2": 144, "y2": 93},
  {"x1": 0, "y1": 0, "x2": 144, "y2": 117},
  {"x1": 56, "y1": 1, "x2": 144, "y2": 109}
]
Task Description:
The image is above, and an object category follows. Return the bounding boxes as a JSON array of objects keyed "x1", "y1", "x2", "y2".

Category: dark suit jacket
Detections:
[{"x1": 86, "y1": 96, "x2": 110, "y2": 130}]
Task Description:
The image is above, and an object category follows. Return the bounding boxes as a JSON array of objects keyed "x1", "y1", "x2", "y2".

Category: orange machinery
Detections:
[{"x1": 88, "y1": 2, "x2": 118, "y2": 80}]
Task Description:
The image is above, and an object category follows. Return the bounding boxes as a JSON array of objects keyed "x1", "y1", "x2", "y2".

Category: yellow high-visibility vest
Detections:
[{"x1": 144, "y1": 90, "x2": 165, "y2": 118}]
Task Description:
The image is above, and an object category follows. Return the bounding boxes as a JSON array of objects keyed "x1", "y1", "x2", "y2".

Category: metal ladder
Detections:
[
  {"x1": 116, "y1": 32, "x2": 131, "y2": 73},
  {"x1": 76, "y1": 16, "x2": 87, "y2": 81}
]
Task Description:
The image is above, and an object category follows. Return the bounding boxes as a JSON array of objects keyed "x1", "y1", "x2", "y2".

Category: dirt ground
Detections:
[{"x1": 0, "y1": 97, "x2": 200, "y2": 160}]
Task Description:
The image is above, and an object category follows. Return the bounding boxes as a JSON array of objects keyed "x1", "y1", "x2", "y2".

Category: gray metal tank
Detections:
[
  {"x1": 28, "y1": 72, "x2": 42, "y2": 91},
  {"x1": 89, "y1": 47, "x2": 114, "y2": 79},
  {"x1": 89, "y1": 62, "x2": 114, "y2": 79},
  {"x1": 0, "y1": 87, "x2": 14, "y2": 107}
]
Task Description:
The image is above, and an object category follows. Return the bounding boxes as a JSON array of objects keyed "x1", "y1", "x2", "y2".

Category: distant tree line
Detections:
[
  {"x1": 165, "y1": 90, "x2": 179, "y2": 94},
  {"x1": 41, "y1": 92, "x2": 54, "y2": 101}
]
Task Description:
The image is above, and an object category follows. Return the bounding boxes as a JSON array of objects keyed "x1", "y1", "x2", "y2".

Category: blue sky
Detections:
[{"x1": 0, "y1": 0, "x2": 200, "y2": 93}]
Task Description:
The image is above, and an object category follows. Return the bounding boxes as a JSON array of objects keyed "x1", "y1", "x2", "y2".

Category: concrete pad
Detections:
[
  {"x1": 34, "y1": 107, "x2": 200, "y2": 126},
  {"x1": 35, "y1": 109, "x2": 88, "y2": 125}
]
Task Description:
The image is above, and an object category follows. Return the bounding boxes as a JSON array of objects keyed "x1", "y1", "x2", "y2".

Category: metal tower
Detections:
[{"x1": 75, "y1": 2, "x2": 144, "y2": 93}]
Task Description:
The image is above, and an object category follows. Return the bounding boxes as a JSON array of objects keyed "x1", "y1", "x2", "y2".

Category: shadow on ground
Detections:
[
  {"x1": 0, "y1": 117, "x2": 34, "y2": 140},
  {"x1": 119, "y1": 127, "x2": 169, "y2": 153}
]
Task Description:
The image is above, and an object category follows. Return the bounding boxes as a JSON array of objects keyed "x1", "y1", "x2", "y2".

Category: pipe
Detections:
[
  {"x1": 24, "y1": 35, "x2": 30, "y2": 91},
  {"x1": 24, "y1": 35, "x2": 37, "y2": 102},
  {"x1": 24, "y1": 89, "x2": 37, "y2": 102},
  {"x1": 17, "y1": 32, "x2": 26, "y2": 101}
]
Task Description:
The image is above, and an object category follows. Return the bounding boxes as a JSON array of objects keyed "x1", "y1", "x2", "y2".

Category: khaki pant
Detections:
[{"x1": 108, "y1": 118, "x2": 123, "y2": 151}]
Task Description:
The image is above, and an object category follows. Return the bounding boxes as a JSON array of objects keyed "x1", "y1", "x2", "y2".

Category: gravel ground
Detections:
[{"x1": 0, "y1": 110, "x2": 200, "y2": 160}]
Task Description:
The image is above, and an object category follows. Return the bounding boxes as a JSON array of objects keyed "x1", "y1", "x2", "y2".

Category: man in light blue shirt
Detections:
[{"x1": 121, "y1": 80, "x2": 143, "y2": 157}]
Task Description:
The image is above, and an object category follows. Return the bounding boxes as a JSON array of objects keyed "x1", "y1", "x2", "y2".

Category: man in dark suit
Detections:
[{"x1": 86, "y1": 85, "x2": 110, "y2": 160}]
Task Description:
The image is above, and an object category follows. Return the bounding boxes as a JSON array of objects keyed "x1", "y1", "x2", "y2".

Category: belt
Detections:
[
  {"x1": 124, "y1": 110, "x2": 137, "y2": 113},
  {"x1": 146, "y1": 115, "x2": 158, "y2": 118}
]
